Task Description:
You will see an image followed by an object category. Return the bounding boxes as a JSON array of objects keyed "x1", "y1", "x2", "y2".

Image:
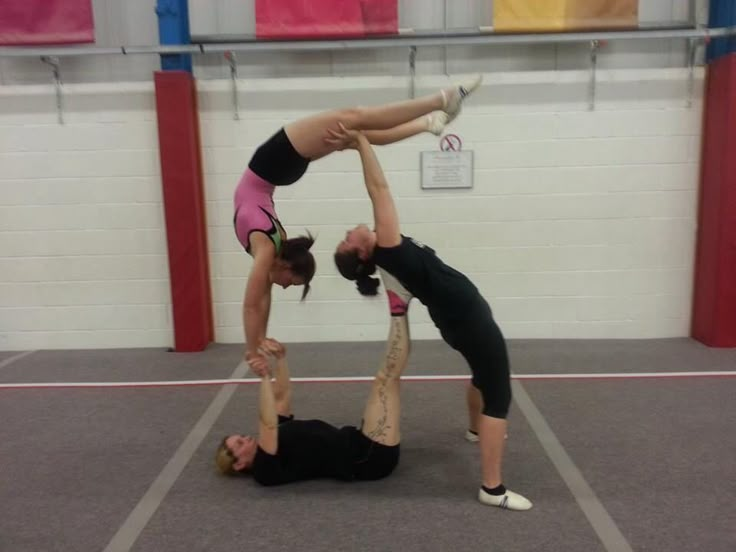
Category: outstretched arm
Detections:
[
  {"x1": 326, "y1": 125, "x2": 401, "y2": 248},
  {"x1": 260, "y1": 338, "x2": 292, "y2": 417},
  {"x1": 243, "y1": 233, "x2": 275, "y2": 370},
  {"x1": 252, "y1": 356, "x2": 279, "y2": 455},
  {"x1": 354, "y1": 134, "x2": 401, "y2": 248}
]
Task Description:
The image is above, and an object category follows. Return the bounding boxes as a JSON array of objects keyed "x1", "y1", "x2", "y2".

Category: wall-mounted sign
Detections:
[
  {"x1": 440, "y1": 133, "x2": 463, "y2": 152},
  {"x1": 420, "y1": 150, "x2": 473, "y2": 190}
]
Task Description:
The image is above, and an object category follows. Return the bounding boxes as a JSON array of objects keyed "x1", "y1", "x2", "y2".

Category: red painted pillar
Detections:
[
  {"x1": 154, "y1": 71, "x2": 214, "y2": 351},
  {"x1": 691, "y1": 55, "x2": 736, "y2": 347}
]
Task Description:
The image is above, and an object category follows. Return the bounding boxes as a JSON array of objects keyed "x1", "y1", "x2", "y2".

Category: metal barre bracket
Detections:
[
  {"x1": 686, "y1": 36, "x2": 703, "y2": 108},
  {"x1": 224, "y1": 50, "x2": 239, "y2": 120},
  {"x1": 409, "y1": 46, "x2": 417, "y2": 99},
  {"x1": 40, "y1": 55, "x2": 63, "y2": 124},
  {"x1": 588, "y1": 40, "x2": 601, "y2": 111}
]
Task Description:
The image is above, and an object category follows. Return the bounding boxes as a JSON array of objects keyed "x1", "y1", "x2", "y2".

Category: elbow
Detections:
[{"x1": 244, "y1": 296, "x2": 266, "y2": 316}]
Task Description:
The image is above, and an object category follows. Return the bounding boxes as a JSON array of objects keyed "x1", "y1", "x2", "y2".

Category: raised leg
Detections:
[
  {"x1": 283, "y1": 75, "x2": 481, "y2": 160},
  {"x1": 284, "y1": 92, "x2": 443, "y2": 160},
  {"x1": 360, "y1": 314, "x2": 410, "y2": 446}
]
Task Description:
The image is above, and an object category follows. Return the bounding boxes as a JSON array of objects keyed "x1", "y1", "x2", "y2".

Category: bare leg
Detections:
[
  {"x1": 360, "y1": 315, "x2": 410, "y2": 446},
  {"x1": 476, "y1": 415, "x2": 531, "y2": 510},
  {"x1": 363, "y1": 117, "x2": 433, "y2": 146},
  {"x1": 282, "y1": 75, "x2": 482, "y2": 160},
  {"x1": 284, "y1": 92, "x2": 444, "y2": 161},
  {"x1": 478, "y1": 415, "x2": 508, "y2": 488}
]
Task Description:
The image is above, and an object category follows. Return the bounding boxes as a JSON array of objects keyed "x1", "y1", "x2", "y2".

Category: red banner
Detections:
[
  {"x1": 256, "y1": 0, "x2": 397, "y2": 39},
  {"x1": 360, "y1": 0, "x2": 398, "y2": 35},
  {"x1": 0, "y1": 0, "x2": 95, "y2": 45}
]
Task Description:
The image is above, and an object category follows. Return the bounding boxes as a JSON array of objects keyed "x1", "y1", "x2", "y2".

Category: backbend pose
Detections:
[
  {"x1": 329, "y1": 125, "x2": 532, "y2": 510},
  {"x1": 216, "y1": 274, "x2": 413, "y2": 485},
  {"x1": 234, "y1": 76, "x2": 482, "y2": 375}
]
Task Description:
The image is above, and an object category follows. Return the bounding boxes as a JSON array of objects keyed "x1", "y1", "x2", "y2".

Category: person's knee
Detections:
[
  {"x1": 337, "y1": 107, "x2": 367, "y2": 129},
  {"x1": 480, "y1": 383, "x2": 511, "y2": 419},
  {"x1": 482, "y1": 404, "x2": 509, "y2": 419},
  {"x1": 376, "y1": 363, "x2": 403, "y2": 384}
]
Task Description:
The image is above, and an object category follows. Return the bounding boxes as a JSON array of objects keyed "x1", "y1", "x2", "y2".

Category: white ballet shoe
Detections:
[
  {"x1": 441, "y1": 74, "x2": 483, "y2": 123},
  {"x1": 478, "y1": 487, "x2": 532, "y2": 511},
  {"x1": 464, "y1": 430, "x2": 508, "y2": 442},
  {"x1": 465, "y1": 430, "x2": 480, "y2": 442},
  {"x1": 426, "y1": 111, "x2": 449, "y2": 136}
]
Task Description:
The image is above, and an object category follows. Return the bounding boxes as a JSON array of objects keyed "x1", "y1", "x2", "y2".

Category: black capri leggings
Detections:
[{"x1": 440, "y1": 300, "x2": 512, "y2": 419}]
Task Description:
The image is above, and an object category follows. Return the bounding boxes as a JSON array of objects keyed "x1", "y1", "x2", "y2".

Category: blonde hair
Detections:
[{"x1": 215, "y1": 437, "x2": 240, "y2": 476}]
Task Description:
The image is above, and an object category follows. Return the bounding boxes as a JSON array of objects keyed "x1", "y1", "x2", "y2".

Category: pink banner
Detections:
[
  {"x1": 0, "y1": 0, "x2": 95, "y2": 45},
  {"x1": 256, "y1": 0, "x2": 397, "y2": 39}
]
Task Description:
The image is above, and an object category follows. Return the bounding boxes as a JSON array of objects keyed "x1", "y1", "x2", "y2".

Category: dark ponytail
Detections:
[
  {"x1": 356, "y1": 275, "x2": 380, "y2": 296},
  {"x1": 280, "y1": 231, "x2": 316, "y2": 300},
  {"x1": 334, "y1": 250, "x2": 380, "y2": 296}
]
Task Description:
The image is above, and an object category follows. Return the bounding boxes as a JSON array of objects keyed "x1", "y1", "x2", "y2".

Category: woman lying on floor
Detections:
[{"x1": 215, "y1": 276, "x2": 412, "y2": 485}]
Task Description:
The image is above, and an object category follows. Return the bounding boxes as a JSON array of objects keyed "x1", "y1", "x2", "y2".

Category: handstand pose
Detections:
[
  {"x1": 330, "y1": 126, "x2": 532, "y2": 510},
  {"x1": 235, "y1": 76, "x2": 482, "y2": 375},
  {"x1": 216, "y1": 273, "x2": 414, "y2": 485}
]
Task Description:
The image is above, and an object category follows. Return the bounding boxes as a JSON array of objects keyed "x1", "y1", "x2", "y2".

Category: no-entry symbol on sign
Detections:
[{"x1": 440, "y1": 133, "x2": 462, "y2": 152}]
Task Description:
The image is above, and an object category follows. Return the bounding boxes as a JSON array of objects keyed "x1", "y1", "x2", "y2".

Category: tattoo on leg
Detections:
[{"x1": 367, "y1": 319, "x2": 403, "y2": 442}]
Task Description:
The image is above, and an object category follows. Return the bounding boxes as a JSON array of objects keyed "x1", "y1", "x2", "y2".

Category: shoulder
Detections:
[
  {"x1": 252, "y1": 446, "x2": 278, "y2": 472},
  {"x1": 251, "y1": 448, "x2": 282, "y2": 486},
  {"x1": 249, "y1": 233, "x2": 277, "y2": 260},
  {"x1": 375, "y1": 235, "x2": 408, "y2": 254},
  {"x1": 375, "y1": 235, "x2": 427, "y2": 261},
  {"x1": 253, "y1": 445, "x2": 279, "y2": 468}
]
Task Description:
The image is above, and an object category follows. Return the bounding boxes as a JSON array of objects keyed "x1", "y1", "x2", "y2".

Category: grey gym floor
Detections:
[{"x1": 1, "y1": 339, "x2": 734, "y2": 552}]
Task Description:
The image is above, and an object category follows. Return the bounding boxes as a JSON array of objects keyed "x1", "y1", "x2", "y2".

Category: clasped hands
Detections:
[
  {"x1": 324, "y1": 122, "x2": 364, "y2": 151},
  {"x1": 245, "y1": 337, "x2": 286, "y2": 378}
]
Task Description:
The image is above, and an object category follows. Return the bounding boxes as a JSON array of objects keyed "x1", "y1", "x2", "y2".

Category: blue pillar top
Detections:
[
  {"x1": 707, "y1": 0, "x2": 736, "y2": 62},
  {"x1": 156, "y1": 0, "x2": 192, "y2": 72}
]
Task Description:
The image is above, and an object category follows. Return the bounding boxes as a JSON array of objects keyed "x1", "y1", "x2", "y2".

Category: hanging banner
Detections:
[
  {"x1": 494, "y1": 0, "x2": 638, "y2": 32},
  {"x1": 256, "y1": 0, "x2": 397, "y2": 39},
  {"x1": 360, "y1": 0, "x2": 398, "y2": 35},
  {"x1": 0, "y1": 0, "x2": 95, "y2": 45}
]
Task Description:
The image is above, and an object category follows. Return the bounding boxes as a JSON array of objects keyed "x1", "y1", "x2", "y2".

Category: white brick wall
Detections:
[
  {"x1": 0, "y1": 83, "x2": 172, "y2": 350},
  {"x1": 200, "y1": 69, "x2": 703, "y2": 344},
  {"x1": 0, "y1": 69, "x2": 704, "y2": 350}
]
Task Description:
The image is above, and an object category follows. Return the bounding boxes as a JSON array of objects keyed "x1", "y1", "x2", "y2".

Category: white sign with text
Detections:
[{"x1": 420, "y1": 151, "x2": 473, "y2": 189}]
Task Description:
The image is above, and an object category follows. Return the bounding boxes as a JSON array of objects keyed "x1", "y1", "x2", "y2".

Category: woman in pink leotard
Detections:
[{"x1": 236, "y1": 76, "x2": 482, "y2": 373}]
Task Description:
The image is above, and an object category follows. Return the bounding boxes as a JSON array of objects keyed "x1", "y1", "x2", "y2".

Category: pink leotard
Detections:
[{"x1": 233, "y1": 168, "x2": 286, "y2": 255}]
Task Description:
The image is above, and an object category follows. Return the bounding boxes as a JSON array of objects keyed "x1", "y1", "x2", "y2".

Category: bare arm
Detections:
[
  {"x1": 256, "y1": 371, "x2": 279, "y2": 454},
  {"x1": 260, "y1": 338, "x2": 292, "y2": 417},
  {"x1": 243, "y1": 233, "x2": 275, "y2": 364},
  {"x1": 353, "y1": 134, "x2": 402, "y2": 248}
]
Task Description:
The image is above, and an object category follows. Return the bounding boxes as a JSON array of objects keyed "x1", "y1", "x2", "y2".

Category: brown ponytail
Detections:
[{"x1": 334, "y1": 250, "x2": 380, "y2": 296}]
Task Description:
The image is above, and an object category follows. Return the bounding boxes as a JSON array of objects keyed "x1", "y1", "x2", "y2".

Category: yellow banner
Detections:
[{"x1": 494, "y1": 0, "x2": 638, "y2": 33}]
